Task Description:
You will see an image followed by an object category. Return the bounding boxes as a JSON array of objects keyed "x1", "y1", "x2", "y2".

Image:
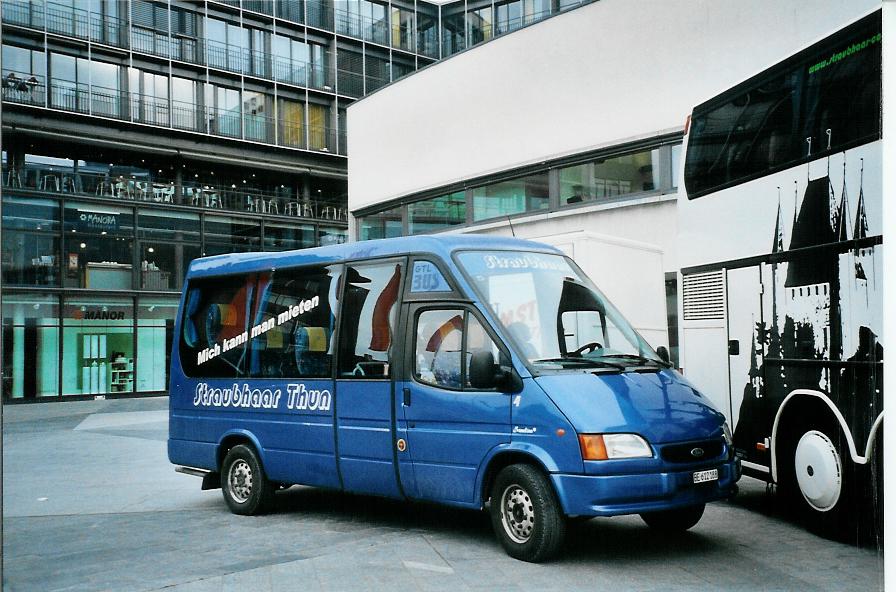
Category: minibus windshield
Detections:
[{"x1": 457, "y1": 251, "x2": 664, "y2": 371}]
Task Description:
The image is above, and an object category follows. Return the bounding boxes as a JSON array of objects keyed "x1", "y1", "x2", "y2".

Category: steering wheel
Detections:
[{"x1": 572, "y1": 342, "x2": 602, "y2": 356}]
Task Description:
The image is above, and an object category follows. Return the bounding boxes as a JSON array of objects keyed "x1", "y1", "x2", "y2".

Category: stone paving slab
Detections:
[{"x1": 1, "y1": 397, "x2": 884, "y2": 592}]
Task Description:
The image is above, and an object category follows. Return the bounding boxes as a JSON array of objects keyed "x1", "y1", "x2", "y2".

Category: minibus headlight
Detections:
[
  {"x1": 579, "y1": 434, "x2": 653, "y2": 460},
  {"x1": 722, "y1": 421, "x2": 733, "y2": 447}
]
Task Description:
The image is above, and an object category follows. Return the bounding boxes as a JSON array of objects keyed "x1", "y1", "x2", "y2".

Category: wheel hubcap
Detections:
[
  {"x1": 228, "y1": 460, "x2": 253, "y2": 503},
  {"x1": 500, "y1": 484, "x2": 535, "y2": 543},
  {"x1": 794, "y1": 430, "x2": 842, "y2": 511}
]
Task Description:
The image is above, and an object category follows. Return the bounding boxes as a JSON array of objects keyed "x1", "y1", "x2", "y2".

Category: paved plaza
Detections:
[{"x1": 1, "y1": 397, "x2": 884, "y2": 591}]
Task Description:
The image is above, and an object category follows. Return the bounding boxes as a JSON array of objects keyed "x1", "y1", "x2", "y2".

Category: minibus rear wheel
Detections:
[
  {"x1": 221, "y1": 444, "x2": 275, "y2": 515},
  {"x1": 489, "y1": 464, "x2": 566, "y2": 562}
]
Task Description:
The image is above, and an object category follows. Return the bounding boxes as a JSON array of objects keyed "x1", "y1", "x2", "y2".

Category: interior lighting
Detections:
[
  {"x1": 79, "y1": 242, "x2": 86, "y2": 248},
  {"x1": 101, "y1": 231, "x2": 107, "y2": 235},
  {"x1": 148, "y1": 247, "x2": 155, "y2": 253}
]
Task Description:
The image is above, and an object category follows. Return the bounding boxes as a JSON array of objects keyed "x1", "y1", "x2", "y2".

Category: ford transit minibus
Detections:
[{"x1": 169, "y1": 235, "x2": 740, "y2": 561}]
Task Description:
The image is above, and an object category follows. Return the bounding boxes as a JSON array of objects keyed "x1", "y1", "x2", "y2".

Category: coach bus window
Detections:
[
  {"x1": 249, "y1": 265, "x2": 341, "y2": 378},
  {"x1": 179, "y1": 273, "x2": 267, "y2": 378},
  {"x1": 685, "y1": 12, "x2": 881, "y2": 198},
  {"x1": 800, "y1": 23, "x2": 880, "y2": 157},
  {"x1": 337, "y1": 262, "x2": 404, "y2": 379}
]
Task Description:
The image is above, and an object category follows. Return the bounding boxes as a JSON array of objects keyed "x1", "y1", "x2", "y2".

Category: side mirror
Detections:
[
  {"x1": 469, "y1": 350, "x2": 520, "y2": 392},
  {"x1": 656, "y1": 346, "x2": 671, "y2": 366}
]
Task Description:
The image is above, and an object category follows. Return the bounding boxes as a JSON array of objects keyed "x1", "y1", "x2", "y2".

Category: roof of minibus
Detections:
[{"x1": 186, "y1": 234, "x2": 562, "y2": 279}]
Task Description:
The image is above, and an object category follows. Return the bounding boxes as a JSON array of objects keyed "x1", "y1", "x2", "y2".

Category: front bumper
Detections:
[{"x1": 551, "y1": 457, "x2": 741, "y2": 517}]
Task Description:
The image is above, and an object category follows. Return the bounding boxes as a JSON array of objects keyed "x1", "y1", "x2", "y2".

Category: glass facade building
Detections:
[
  {"x1": 356, "y1": 138, "x2": 682, "y2": 239},
  {"x1": 1, "y1": 0, "x2": 597, "y2": 401}
]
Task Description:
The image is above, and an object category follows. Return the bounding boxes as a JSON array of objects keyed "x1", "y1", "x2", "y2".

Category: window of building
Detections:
[
  {"x1": 365, "y1": 54, "x2": 390, "y2": 92},
  {"x1": 408, "y1": 192, "x2": 466, "y2": 235},
  {"x1": 89, "y1": 60, "x2": 122, "y2": 118},
  {"x1": 359, "y1": 205, "x2": 402, "y2": 240},
  {"x1": 131, "y1": 0, "x2": 170, "y2": 57},
  {"x1": 319, "y1": 226, "x2": 347, "y2": 246},
  {"x1": 416, "y1": 9, "x2": 439, "y2": 57},
  {"x1": 171, "y1": 6, "x2": 200, "y2": 63},
  {"x1": 249, "y1": 265, "x2": 341, "y2": 378},
  {"x1": 337, "y1": 261, "x2": 403, "y2": 378},
  {"x1": 558, "y1": 148, "x2": 661, "y2": 205},
  {"x1": 205, "y1": 18, "x2": 247, "y2": 73},
  {"x1": 472, "y1": 172, "x2": 548, "y2": 221},
  {"x1": 391, "y1": 7, "x2": 414, "y2": 50},
  {"x1": 62, "y1": 202, "x2": 135, "y2": 290},
  {"x1": 441, "y1": 10, "x2": 466, "y2": 56},
  {"x1": 2, "y1": 293, "x2": 60, "y2": 399},
  {"x1": 469, "y1": 7, "x2": 492, "y2": 44},
  {"x1": 243, "y1": 91, "x2": 274, "y2": 143},
  {"x1": 308, "y1": 103, "x2": 330, "y2": 150},
  {"x1": 49, "y1": 53, "x2": 89, "y2": 113},
  {"x1": 278, "y1": 98, "x2": 306, "y2": 148},
  {"x1": 136, "y1": 297, "x2": 178, "y2": 391},
  {"x1": 263, "y1": 222, "x2": 316, "y2": 251},
  {"x1": 137, "y1": 210, "x2": 201, "y2": 290},
  {"x1": 128, "y1": 68, "x2": 169, "y2": 126},
  {"x1": 276, "y1": 0, "x2": 304, "y2": 24},
  {"x1": 414, "y1": 309, "x2": 500, "y2": 390},
  {"x1": 496, "y1": 0, "x2": 523, "y2": 35},
  {"x1": 2, "y1": 196, "x2": 60, "y2": 286},
  {"x1": 171, "y1": 77, "x2": 198, "y2": 131},
  {"x1": 204, "y1": 215, "x2": 261, "y2": 255},
  {"x1": 61, "y1": 295, "x2": 134, "y2": 395},
  {"x1": 1, "y1": 45, "x2": 46, "y2": 106},
  {"x1": 337, "y1": 49, "x2": 364, "y2": 97},
  {"x1": 205, "y1": 84, "x2": 242, "y2": 138}
]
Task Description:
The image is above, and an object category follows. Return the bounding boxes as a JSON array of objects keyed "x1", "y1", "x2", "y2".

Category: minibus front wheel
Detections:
[
  {"x1": 221, "y1": 444, "x2": 275, "y2": 515},
  {"x1": 489, "y1": 464, "x2": 566, "y2": 562}
]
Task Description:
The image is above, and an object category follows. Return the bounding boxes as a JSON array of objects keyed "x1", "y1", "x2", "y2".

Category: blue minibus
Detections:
[{"x1": 169, "y1": 235, "x2": 740, "y2": 561}]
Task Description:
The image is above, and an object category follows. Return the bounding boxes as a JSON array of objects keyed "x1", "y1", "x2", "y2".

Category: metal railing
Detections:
[
  {"x1": 1, "y1": 163, "x2": 347, "y2": 222},
  {"x1": 334, "y1": 8, "x2": 390, "y2": 46},
  {"x1": 3, "y1": 0, "x2": 127, "y2": 48},
  {"x1": 3, "y1": 73, "x2": 345, "y2": 155}
]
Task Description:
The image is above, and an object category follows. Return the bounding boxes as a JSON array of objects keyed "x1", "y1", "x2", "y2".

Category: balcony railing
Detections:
[
  {"x1": 1, "y1": 163, "x2": 347, "y2": 223},
  {"x1": 3, "y1": 73, "x2": 345, "y2": 155},
  {"x1": 4, "y1": 0, "x2": 127, "y2": 48},
  {"x1": 334, "y1": 8, "x2": 390, "y2": 46}
]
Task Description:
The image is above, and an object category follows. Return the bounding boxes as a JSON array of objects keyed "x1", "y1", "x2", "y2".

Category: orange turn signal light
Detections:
[{"x1": 579, "y1": 434, "x2": 609, "y2": 461}]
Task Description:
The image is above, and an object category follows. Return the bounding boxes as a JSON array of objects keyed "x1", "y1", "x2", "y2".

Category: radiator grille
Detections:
[{"x1": 682, "y1": 271, "x2": 725, "y2": 321}]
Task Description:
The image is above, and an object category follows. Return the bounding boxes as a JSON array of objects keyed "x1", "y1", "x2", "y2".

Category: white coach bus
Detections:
[{"x1": 677, "y1": 9, "x2": 882, "y2": 539}]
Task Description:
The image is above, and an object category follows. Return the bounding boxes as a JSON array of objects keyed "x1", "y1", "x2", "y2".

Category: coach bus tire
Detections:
[
  {"x1": 778, "y1": 419, "x2": 856, "y2": 539},
  {"x1": 221, "y1": 444, "x2": 275, "y2": 515},
  {"x1": 640, "y1": 503, "x2": 705, "y2": 532},
  {"x1": 490, "y1": 464, "x2": 566, "y2": 562}
]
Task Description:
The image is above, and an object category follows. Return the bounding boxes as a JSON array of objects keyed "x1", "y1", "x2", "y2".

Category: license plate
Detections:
[{"x1": 692, "y1": 468, "x2": 719, "y2": 484}]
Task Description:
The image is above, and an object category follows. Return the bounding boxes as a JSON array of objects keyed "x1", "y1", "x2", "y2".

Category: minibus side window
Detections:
[
  {"x1": 180, "y1": 273, "x2": 267, "y2": 378},
  {"x1": 337, "y1": 261, "x2": 404, "y2": 379},
  {"x1": 414, "y1": 309, "x2": 500, "y2": 390},
  {"x1": 248, "y1": 265, "x2": 341, "y2": 378}
]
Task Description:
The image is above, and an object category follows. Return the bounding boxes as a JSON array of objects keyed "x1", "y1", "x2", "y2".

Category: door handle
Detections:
[{"x1": 403, "y1": 387, "x2": 411, "y2": 407}]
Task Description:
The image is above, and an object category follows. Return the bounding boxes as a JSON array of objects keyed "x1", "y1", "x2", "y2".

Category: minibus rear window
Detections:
[{"x1": 179, "y1": 265, "x2": 340, "y2": 378}]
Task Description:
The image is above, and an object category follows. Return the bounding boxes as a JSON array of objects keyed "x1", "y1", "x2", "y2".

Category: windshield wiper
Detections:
[
  {"x1": 597, "y1": 354, "x2": 671, "y2": 368},
  {"x1": 533, "y1": 357, "x2": 626, "y2": 370}
]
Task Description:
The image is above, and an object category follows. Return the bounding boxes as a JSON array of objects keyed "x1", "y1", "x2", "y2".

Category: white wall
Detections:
[{"x1": 348, "y1": 0, "x2": 877, "y2": 211}]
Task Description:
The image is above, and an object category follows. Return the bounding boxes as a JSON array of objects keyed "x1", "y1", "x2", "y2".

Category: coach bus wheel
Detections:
[
  {"x1": 489, "y1": 464, "x2": 566, "y2": 562},
  {"x1": 221, "y1": 444, "x2": 274, "y2": 515},
  {"x1": 640, "y1": 504, "x2": 705, "y2": 531},
  {"x1": 778, "y1": 420, "x2": 856, "y2": 537}
]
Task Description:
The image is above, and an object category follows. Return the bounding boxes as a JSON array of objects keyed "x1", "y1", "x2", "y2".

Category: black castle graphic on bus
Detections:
[{"x1": 734, "y1": 162, "x2": 883, "y2": 463}]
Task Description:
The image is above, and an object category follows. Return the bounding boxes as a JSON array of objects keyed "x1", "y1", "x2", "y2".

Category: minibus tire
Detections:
[
  {"x1": 640, "y1": 503, "x2": 705, "y2": 531},
  {"x1": 221, "y1": 444, "x2": 275, "y2": 515},
  {"x1": 490, "y1": 464, "x2": 566, "y2": 562}
]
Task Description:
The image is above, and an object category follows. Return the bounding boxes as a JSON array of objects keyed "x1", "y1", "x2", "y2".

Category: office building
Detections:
[{"x1": 347, "y1": 0, "x2": 875, "y2": 366}]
